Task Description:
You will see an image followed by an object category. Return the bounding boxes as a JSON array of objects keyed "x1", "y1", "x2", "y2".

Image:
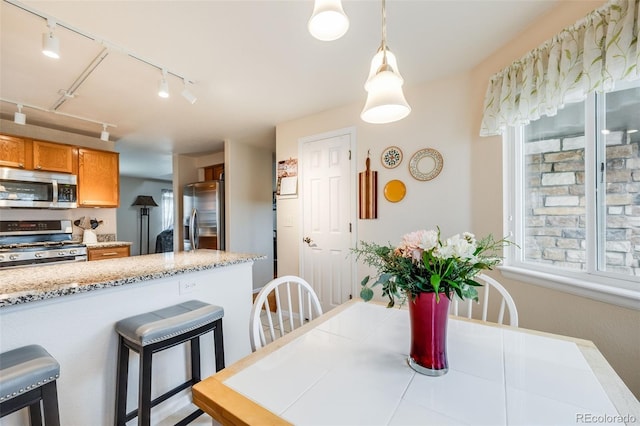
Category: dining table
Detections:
[{"x1": 192, "y1": 299, "x2": 640, "y2": 425}]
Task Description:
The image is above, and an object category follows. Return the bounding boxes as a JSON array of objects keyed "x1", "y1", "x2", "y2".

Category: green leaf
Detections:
[
  {"x1": 360, "y1": 276, "x2": 370, "y2": 287},
  {"x1": 360, "y1": 287, "x2": 374, "y2": 301}
]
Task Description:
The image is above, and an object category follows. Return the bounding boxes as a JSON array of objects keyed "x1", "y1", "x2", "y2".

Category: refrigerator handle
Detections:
[{"x1": 189, "y1": 208, "x2": 198, "y2": 250}]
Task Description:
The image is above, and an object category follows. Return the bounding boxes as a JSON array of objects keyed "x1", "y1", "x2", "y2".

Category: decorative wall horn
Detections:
[{"x1": 359, "y1": 151, "x2": 378, "y2": 219}]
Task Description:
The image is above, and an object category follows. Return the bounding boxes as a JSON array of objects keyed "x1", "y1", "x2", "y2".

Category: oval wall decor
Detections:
[
  {"x1": 409, "y1": 148, "x2": 443, "y2": 181},
  {"x1": 381, "y1": 146, "x2": 403, "y2": 169},
  {"x1": 383, "y1": 179, "x2": 406, "y2": 203}
]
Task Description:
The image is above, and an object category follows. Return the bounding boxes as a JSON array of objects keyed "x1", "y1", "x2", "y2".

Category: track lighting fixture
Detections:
[
  {"x1": 158, "y1": 69, "x2": 170, "y2": 98},
  {"x1": 308, "y1": 0, "x2": 349, "y2": 41},
  {"x1": 181, "y1": 79, "x2": 197, "y2": 104},
  {"x1": 42, "y1": 19, "x2": 60, "y2": 59},
  {"x1": 14, "y1": 104, "x2": 26, "y2": 125},
  {"x1": 100, "y1": 124, "x2": 110, "y2": 141},
  {"x1": 361, "y1": 0, "x2": 411, "y2": 124}
]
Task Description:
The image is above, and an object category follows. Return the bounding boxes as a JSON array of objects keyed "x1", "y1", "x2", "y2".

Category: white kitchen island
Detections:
[{"x1": 0, "y1": 250, "x2": 263, "y2": 425}]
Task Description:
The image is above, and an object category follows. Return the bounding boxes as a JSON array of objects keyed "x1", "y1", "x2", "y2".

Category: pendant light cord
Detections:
[{"x1": 381, "y1": 0, "x2": 388, "y2": 66}]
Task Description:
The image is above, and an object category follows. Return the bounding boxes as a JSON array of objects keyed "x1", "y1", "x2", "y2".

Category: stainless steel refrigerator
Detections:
[{"x1": 183, "y1": 180, "x2": 225, "y2": 251}]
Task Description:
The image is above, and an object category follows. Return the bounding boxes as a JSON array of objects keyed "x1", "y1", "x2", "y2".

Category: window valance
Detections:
[{"x1": 480, "y1": 0, "x2": 639, "y2": 137}]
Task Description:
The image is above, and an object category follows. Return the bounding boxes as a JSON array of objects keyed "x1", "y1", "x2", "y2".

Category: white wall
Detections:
[
  {"x1": 117, "y1": 176, "x2": 172, "y2": 255},
  {"x1": 225, "y1": 139, "x2": 274, "y2": 289},
  {"x1": 275, "y1": 0, "x2": 639, "y2": 399},
  {"x1": 276, "y1": 72, "x2": 474, "y2": 292}
]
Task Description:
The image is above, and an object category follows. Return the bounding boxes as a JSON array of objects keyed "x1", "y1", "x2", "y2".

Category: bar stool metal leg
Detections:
[
  {"x1": 138, "y1": 347, "x2": 153, "y2": 426},
  {"x1": 114, "y1": 336, "x2": 130, "y2": 426}
]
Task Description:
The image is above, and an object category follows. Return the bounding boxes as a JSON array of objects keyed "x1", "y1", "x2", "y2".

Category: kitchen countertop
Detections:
[
  {"x1": 0, "y1": 250, "x2": 265, "y2": 308},
  {"x1": 85, "y1": 241, "x2": 132, "y2": 248}
]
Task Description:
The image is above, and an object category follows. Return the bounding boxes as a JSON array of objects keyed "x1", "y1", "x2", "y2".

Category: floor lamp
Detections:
[{"x1": 132, "y1": 195, "x2": 158, "y2": 255}]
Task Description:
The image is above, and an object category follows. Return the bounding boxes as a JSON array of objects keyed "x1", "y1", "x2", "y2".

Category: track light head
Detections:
[
  {"x1": 100, "y1": 124, "x2": 109, "y2": 141},
  {"x1": 181, "y1": 79, "x2": 197, "y2": 104},
  {"x1": 158, "y1": 69, "x2": 170, "y2": 98},
  {"x1": 42, "y1": 19, "x2": 60, "y2": 59},
  {"x1": 14, "y1": 104, "x2": 26, "y2": 125}
]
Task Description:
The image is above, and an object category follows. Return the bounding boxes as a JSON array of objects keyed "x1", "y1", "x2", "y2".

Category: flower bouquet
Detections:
[{"x1": 353, "y1": 228, "x2": 510, "y2": 375}]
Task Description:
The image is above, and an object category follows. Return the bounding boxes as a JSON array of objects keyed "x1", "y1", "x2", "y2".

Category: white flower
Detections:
[{"x1": 439, "y1": 233, "x2": 477, "y2": 260}]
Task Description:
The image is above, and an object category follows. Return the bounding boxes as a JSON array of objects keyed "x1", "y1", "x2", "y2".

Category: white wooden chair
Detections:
[
  {"x1": 450, "y1": 273, "x2": 519, "y2": 326},
  {"x1": 250, "y1": 275, "x2": 323, "y2": 352}
]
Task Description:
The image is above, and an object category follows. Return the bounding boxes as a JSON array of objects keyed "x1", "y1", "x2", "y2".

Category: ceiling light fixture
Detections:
[
  {"x1": 2, "y1": 97, "x2": 116, "y2": 134},
  {"x1": 308, "y1": 0, "x2": 349, "y2": 41},
  {"x1": 14, "y1": 104, "x2": 26, "y2": 125},
  {"x1": 158, "y1": 69, "x2": 170, "y2": 98},
  {"x1": 181, "y1": 79, "x2": 197, "y2": 104},
  {"x1": 100, "y1": 124, "x2": 110, "y2": 141},
  {"x1": 360, "y1": 0, "x2": 411, "y2": 124},
  {"x1": 42, "y1": 18, "x2": 60, "y2": 59}
]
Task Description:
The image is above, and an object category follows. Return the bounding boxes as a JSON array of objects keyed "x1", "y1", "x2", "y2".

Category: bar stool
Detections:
[
  {"x1": 0, "y1": 344, "x2": 60, "y2": 426},
  {"x1": 114, "y1": 300, "x2": 225, "y2": 426}
]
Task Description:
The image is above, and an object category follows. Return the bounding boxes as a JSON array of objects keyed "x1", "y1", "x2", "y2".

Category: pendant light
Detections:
[
  {"x1": 361, "y1": 0, "x2": 410, "y2": 124},
  {"x1": 308, "y1": 0, "x2": 349, "y2": 41}
]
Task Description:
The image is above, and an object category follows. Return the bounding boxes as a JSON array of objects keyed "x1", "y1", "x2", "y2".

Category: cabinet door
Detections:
[
  {"x1": 33, "y1": 140, "x2": 75, "y2": 173},
  {"x1": 0, "y1": 134, "x2": 31, "y2": 169},
  {"x1": 78, "y1": 149, "x2": 120, "y2": 207},
  {"x1": 204, "y1": 163, "x2": 224, "y2": 180}
]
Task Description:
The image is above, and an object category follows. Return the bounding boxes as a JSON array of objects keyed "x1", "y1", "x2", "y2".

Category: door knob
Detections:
[{"x1": 303, "y1": 237, "x2": 312, "y2": 245}]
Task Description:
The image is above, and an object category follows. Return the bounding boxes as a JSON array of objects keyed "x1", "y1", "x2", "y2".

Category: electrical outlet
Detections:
[{"x1": 179, "y1": 281, "x2": 197, "y2": 294}]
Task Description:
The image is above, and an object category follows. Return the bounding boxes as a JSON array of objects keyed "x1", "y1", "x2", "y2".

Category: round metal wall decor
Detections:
[
  {"x1": 409, "y1": 148, "x2": 443, "y2": 181},
  {"x1": 381, "y1": 146, "x2": 403, "y2": 169}
]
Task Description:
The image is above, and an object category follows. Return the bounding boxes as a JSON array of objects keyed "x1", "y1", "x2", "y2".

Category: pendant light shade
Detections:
[
  {"x1": 308, "y1": 0, "x2": 349, "y2": 41},
  {"x1": 361, "y1": 0, "x2": 411, "y2": 124},
  {"x1": 361, "y1": 66, "x2": 411, "y2": 124}
]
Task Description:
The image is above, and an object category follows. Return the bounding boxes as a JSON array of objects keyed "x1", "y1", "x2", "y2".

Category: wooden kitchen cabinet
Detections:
[
  {"x1": 33, "y1": 140, "x2": 75, "y2": 173},
  {"x1": 204, "y1": 163, "x2": 224, "y2": 180},
  {"x1": 88, "y1": 245, "x2": 130, "y2": 261},
  {"x1": 78, "y1": 148, "x2": 120, "y2": 208},
  {"x1": 0, "y1": 134, "x2": 31, "y2": 169}
]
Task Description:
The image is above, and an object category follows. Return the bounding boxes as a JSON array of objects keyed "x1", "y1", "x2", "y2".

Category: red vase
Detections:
[{"x1": 407, "y1": 292, "x2": 449, "y2": 376}]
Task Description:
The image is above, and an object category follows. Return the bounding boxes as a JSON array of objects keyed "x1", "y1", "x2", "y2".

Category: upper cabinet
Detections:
[
  {"x1": 0, "y1": 135, "x2": 75, "y2": 173},
  {"x1": 204, "y1": 163, "x2": 224, "y2": 180},
  {"x1": 0, "y1": 134, "x2": 31, "y2": 169},
  {"x1": 78, "y1": 148, "x2": 120, "y2": 208},
  {"x1": 33, "y1": 140, "x2": 75, "y2": 173}
]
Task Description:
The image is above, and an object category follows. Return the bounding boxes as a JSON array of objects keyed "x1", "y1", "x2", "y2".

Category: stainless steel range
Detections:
[{"x1": 0, "y1": 220, "x2": 87, "y2": 268}]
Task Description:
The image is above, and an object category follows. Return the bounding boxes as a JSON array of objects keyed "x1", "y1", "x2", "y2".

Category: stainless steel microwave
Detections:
[{"x1": 0, "y1": 167, "x2": 78, "y2": 209}]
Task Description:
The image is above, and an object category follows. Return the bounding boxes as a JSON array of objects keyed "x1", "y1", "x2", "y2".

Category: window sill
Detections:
[{"x1": 498, "y1": 266, "x2": 640, "y2": 311}]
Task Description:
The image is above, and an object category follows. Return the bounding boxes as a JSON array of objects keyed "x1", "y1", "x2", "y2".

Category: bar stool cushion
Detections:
[
  {"x1": 115, "y1": 300, "x2": 224, "y2": 346},
  {"x1": 0, "y1": 345, "x2": 60, "y2": 403}
]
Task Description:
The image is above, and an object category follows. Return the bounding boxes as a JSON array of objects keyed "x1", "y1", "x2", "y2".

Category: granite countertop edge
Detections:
[{"x1": 0, "y1": 252, "x2": 266, "y2": 308}]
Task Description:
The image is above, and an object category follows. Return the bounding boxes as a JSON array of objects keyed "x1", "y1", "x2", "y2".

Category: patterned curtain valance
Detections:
[{"x1": 480, "y1": 0, "x2": 639, "y2": 137}]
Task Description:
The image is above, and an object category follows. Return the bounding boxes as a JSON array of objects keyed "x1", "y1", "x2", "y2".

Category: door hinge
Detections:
[
  {"x1": 349, "y1": 222, "x2": 352, "y2": 233},
  {"x1": 348, "y1": 150, "x2": 351, "y2": 160},
  {"x1": 349, "y1": 294, "x2": 353, "y2": 300}
]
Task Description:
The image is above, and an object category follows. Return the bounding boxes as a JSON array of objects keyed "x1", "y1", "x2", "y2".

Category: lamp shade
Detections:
[
  {"x1": 364, "y1": 47, "x2": 403, "y2": 90},
  {"x1": 361, "y1": 68, "x2": 411, "y2": 124},
  {"x1": 132, "y1": 195, "x2": 158, "y2": 207},
  {"x1": 308, "y1": 0, "x2": 349, "y2": 41}
]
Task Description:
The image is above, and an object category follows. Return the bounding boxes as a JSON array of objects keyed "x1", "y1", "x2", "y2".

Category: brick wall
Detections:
[{"x1": 524, "y1": 132, "x2": 640, "y2": 276}]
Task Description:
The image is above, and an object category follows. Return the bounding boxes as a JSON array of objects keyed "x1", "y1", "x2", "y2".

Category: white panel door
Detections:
[{"x1": 300, "y1": 130, "x2": 354, "y2": 312}]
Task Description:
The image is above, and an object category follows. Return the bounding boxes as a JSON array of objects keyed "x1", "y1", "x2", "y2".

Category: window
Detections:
[
  {"x1": 161, "y1": 189, "x2": 174, "y2": 231},
  {"x1": 503, "y1": 81, "x2": 640, "y2": 308}
]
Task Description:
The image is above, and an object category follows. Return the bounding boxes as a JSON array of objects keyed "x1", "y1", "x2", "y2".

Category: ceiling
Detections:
[{"x1": 0, "y1": 0, "x2": 561, "y2": 179}]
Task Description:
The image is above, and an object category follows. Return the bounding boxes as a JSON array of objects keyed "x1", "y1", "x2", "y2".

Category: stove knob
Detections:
[
  {"x1": 35, "y1": 252, "x2": 44, "y2": 258},
  {"x1": 70, "y1": 249, "x2": 77, "y2": 255},
  {"x1": 0, "y1": 255, "x2": 4, "y2": 261},
  {"x1": 9, "y1": 254, "x2": 19, "y2": 261},
  {"x1": 58, "y1": 251, "x2": 66, "y2": 256}
]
